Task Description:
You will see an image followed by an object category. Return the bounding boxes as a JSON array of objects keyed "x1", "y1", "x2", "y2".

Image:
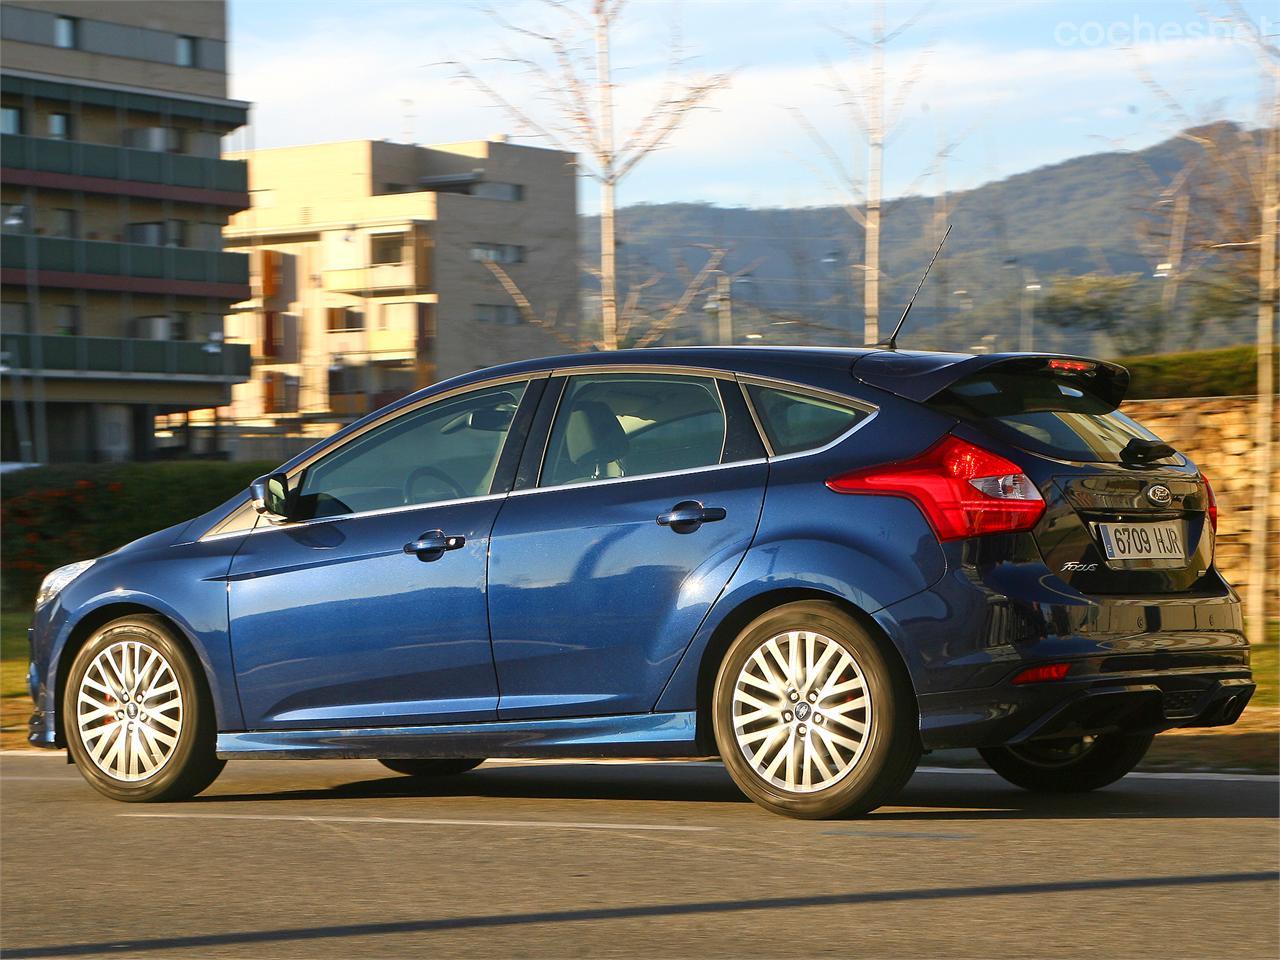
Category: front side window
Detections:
[
  {"x1": 746, "y1": 384, "x2": 871, "y2": 455},
  {"x1": 297, "y1": 381, "x2": 528, "y2": 518},
  {"x1": 541, "y1": 374, "x2": 727, "y2": 487}
]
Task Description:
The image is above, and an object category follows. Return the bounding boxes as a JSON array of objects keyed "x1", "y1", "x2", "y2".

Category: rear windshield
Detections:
[{"x1": 931, "y1": 371, "x2": 1173, "y2": 464}]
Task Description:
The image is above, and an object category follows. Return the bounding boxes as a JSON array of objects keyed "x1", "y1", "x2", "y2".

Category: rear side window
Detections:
[
  {"x1": 932, "y1": 371, "x2": 1170, "y2": 463},
  {"x1": 746, "y1": 384, "x2": 870, "y2": 455},
  {"x1": 541, "y1": 374, "x2": 726, "y2": 486}
]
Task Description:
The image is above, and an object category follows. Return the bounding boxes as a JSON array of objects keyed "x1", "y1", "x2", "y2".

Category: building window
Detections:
[
  {"x1": 48, "y1": 113, "x2": 72, "y2": 140},
  {"x1": 54, "y1": 16, "x2": 78, "y2": 49},
  {"x1": 54, "y1": 305, "x2": 81, "y2": 336},
  {"x1": 166, "y1": 219, "x2": 188, "y2": 247},
  {"x1": 126, "y1": 222, "x2": 164, "y2": 246},
  {"x1": 474, "y1": 303, "x2": 522, "y2": 325},
  {"x1": 124, "y1": 126, "x2": 185, "y2": 153},
  {"x1": 327, "y1": 307, "x2": 364, "y2": 332},
  {"x1": 52, "y1": 209, "x2": 78, "y2": 238},
  {"x1": 263, "y1": 372, "x2": 299, "y2": 414},
  {"x1": 1, "y1": 302, "x2": 31, "y2": 335},
  {"x1": 370, "y1": 233, "x2": 404, "y2": 265},
  {"x1": 1, "y1": 107, "x2": 23, "y2": 135},
  {"x1": 261, "y1": 310, "x2": 281, "y2": 358},
  {"x1": 176, "y1": 36, "x2": 198, "y2": 68},
  {"x1": 2, "y1": 204, "x2": 28, "y2": 231},
  {"x1": 472, "y1": 182, "x2": 524, "y2": 202},
  {"x1": 470, "y1": 243, "x2": 524, "y2": 264}
]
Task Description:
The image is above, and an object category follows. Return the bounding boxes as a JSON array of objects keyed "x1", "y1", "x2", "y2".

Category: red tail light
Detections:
[
  {"x1": 1012, "y1": 663, "x2": 1071, "y2": 684},
  {"x1": 826, "y1": 435, "x2": 1046, "y2": 541},
  {"x1": 1200, "y1": 471, "x2": 1218, "y2": 532}
]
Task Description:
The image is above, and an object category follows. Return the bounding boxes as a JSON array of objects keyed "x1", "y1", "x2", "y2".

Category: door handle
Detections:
[
  {"x1": 656, "y1": 500, "x2": 727, "y2": 534},
  {"x1": 404, "y1": 530, "x2": 465, "y2": 561}
]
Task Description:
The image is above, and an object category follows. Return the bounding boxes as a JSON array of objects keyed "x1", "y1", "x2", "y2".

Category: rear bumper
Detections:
[{"x1": 919, "y1": 662, "x2": 1254, "y2": 749}]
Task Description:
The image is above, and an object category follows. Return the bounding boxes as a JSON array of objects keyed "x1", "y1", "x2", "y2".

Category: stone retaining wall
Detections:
[{"x1": 1122, "y1": 395, "x2": 1278, "y2": 614}]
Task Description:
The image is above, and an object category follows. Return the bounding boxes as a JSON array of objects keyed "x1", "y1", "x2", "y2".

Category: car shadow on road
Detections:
[{"x1": 193, "y1": 761, "x2": 1280, "y2": 820}]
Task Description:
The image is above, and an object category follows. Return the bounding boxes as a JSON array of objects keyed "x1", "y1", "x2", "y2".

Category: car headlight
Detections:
[{"x1": 35, "y1": 559, "x2": 96, "y2": 610}]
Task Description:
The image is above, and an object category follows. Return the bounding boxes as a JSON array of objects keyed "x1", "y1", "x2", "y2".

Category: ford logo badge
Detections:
[{"x1": 1146, "y1": 484, "x2": 1173, "y2": 506}]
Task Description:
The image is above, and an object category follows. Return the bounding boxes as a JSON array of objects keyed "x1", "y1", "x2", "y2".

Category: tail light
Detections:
[
  {"x1": 1200, "y1": 471, "x2": 1218, "y2": 532},
  {"x1": 826, "y1": 435, "x2": 1045, "y2": 541},
  {"x1": 1012, "y1": 663, "x2": 1071, "y2": 684}
]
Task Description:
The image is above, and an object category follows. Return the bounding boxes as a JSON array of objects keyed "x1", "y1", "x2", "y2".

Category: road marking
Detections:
[
  {"x1": 915, "y1": 765, "x2": 1279, "y2": 783},
  {"x1": 119, "y1": 811, "x2": 714, "y2": 833}
]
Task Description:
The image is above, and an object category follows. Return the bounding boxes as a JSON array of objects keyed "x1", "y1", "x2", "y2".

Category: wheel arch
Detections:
[
  {"x1": 53, "y1": 603, "x2": 211, "y2": 748},
  {"x1": 689, "y1": 587, "x2": 919, "y2": 754}
]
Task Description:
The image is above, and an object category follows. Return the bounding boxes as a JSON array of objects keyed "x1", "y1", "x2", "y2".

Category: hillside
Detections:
[{"x1": 579, "y1": 123, "x2": 1255, "y2": 353}]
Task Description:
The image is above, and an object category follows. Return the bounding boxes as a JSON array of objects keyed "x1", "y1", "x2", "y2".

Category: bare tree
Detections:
[
  {"x1": 792, "y1": 0, "x2": 930, "y2": 344},
  {"x1": 1131, "y1": 5, "x2": 1278, "y2": 646},
  {"x1": 453, "y1": 0, "x2": 730, "y2": 349}
]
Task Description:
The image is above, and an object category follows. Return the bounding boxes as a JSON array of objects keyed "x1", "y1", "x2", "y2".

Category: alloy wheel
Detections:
[
  {"x1": 731, "y1": 630, "x2": 873, "y2": 793},
  {"x1": 75, "y1": 640, "x2": 184, "y2": 782}
]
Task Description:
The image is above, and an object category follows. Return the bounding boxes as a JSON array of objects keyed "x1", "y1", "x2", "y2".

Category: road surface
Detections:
[{"x1": 2, "y1": 754, "x2": 1277, "y2": 958}]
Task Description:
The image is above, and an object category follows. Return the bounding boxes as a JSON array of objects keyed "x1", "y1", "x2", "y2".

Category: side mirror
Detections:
[{"x1": 250, "y1": 472, "x2": 293, "y2": 521}]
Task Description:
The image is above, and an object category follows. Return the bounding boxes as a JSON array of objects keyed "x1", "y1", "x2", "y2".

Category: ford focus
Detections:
[{"x1": 26, "y1": 347, "x2": 1255, "y2": 818}]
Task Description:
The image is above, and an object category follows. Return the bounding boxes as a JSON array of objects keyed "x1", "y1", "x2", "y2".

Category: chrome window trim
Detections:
[{"x1": 509, "y1": 457, "x2": 770, "y2": 498}]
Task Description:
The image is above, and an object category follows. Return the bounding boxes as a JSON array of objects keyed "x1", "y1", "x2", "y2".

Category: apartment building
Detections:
[
  {"x1": 0, "y1": 1, "x2": 250, "y2": 462},
  {"x1": 220, "y1": 138, "x2": 578, "y2": 445}
]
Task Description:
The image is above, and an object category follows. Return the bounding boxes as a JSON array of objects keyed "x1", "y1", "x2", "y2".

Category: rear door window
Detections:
[
  {"x1": 541, "y1": 374, "x2": 727, "y2": 486},
  {"x1": 931, "y1": 371, "x2": 1172, "y2": 463},
  {"x1": 745, "y1": 384, "x2": 871, "y2": 455}
]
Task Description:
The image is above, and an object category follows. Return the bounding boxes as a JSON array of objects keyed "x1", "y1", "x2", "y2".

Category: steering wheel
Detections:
[{"x1": 403, "y1": 466, "x2": 468, "y2": 504}]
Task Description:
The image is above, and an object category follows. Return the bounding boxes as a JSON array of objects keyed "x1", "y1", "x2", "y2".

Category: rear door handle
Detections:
[
  {"x1": 656, "y1": 500, "x2": 727, "y2": 534},
  {"x1": 404, "y1": 530, "x2": 465, "y2": 561}
]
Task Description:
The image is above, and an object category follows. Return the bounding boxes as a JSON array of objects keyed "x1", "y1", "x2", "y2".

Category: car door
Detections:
[
  {"x1": 487, "y1": 370, "x2": 768, "y2": 719},
  {"x1": 227, "y1": 377, "x2": 542, "y2": 729}
]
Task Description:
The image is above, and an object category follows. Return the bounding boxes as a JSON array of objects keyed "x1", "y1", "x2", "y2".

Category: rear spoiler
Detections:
[{"x1": 851, "y1": 351, "x2": 1130, "y2": 409}]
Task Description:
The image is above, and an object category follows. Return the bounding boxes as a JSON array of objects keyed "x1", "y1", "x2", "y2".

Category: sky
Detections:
[{"x1": 227, "y1": 0, "x2": 1273, "y2": 212}]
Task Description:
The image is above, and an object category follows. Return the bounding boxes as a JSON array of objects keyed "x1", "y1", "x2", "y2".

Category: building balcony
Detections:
[
  {"x1": 0, "y1": 134, "x2": 248, "y2": 205},
  {"x1": 0, "y1": 333, "x2": 251, "y2": 382},
  {"x1": 324, "y1": 260, "x2": 429, "y2": 294},
  {"x1": 1, "y1": 234, "x2": 249, "y2": 298}
]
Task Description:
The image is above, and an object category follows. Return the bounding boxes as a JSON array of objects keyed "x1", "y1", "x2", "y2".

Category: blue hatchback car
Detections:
[{"x1": 27, "y1": 347, "x2": 1254, "y2": 818}]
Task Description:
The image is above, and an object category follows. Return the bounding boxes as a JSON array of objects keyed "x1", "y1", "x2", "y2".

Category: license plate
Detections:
[{"x1": 1097, "y1": 521, "x2": 1184, "y2": 561}]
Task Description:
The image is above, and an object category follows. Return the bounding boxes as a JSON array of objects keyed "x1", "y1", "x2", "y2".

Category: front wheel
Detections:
[
  {"x1": 379, "y1": 758, "x2": 485, "y2": 777},
  {"x1": 63, "y1": 615, "x2": 224, "y2": 802},
  {"x1": 712, "y1": 601, "x2": 920, "y2": 819},
  {"x1": 979, "y1": 733, "x2": 1153, "y2": 793}
]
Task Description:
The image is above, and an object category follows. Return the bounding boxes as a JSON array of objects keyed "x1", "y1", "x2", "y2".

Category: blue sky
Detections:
[{"x1": 227, "y1": 0, "x2": 1271, "y2": 211}]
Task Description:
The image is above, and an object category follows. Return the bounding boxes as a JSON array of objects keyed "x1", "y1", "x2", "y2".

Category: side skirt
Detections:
[{"x1": 216, "y1": 710, "x2": 700, "y2": 760}]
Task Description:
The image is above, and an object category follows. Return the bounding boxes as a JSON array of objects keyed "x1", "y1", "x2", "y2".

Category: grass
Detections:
[{"x1": 1, "y1": 611, "x2": 32, "y2": 749}]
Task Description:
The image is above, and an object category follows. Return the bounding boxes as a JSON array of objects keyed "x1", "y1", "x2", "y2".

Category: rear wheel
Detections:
[
  {"x1": 63, "y1": 615, "x2": 224, "y2": 802},
  {"x1": 379, "y1": 758, "x2": 485, "y2": 777},
  {"x1": 979, "y1": 733, "x2": 1153, "y2": 792},
  {"x1": 712, "y1": 601, "x2": 920, "y2": 819}
]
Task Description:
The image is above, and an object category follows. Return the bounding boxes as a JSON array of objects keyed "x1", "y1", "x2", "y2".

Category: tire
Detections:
[
  {"x1": 379, "y1": 758, "x2": 485, "y2": 777},
  {"x1": 63, "y1": 614, "x2": 224, "y2": 802},
  {"x1": 712, "y1": 601, "x2": 920, "y2": 819},
  {"x1": 979, "y1": 733, "x2": 1154, "y2": 793}
]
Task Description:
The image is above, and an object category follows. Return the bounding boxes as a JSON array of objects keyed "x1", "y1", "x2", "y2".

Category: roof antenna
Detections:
[{"x1": 877, "y1": 223, "x2": 951, "y2": 350}]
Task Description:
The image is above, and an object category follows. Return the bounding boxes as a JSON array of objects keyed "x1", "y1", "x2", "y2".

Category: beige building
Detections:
[
  {"x1": 219, "y1": 138, "x2": 578, "y2": 450},
  {"x1": 0, "y1": 1, "x2": 251, "y2": 462}
]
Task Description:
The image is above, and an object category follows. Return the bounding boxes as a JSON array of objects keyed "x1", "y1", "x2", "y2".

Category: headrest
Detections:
[{"x1": 564, "y1": 400, "x2": 628, "y2": 466}]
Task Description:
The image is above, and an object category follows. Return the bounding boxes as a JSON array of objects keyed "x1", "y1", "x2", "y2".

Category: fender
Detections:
[
  {"x1": 654, "y1": 495, "x2": 946, "y2": 713},
  {"x1": 35, "y1": 533, "x2": 247, "y2": 743}
]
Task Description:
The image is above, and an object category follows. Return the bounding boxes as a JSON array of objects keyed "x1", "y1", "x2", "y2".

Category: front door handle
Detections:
[
  {"x1": 404, "y1": 529, "x2": 465, "y2": 561},
  {"x1": 656, "y1": 500, "x2": 727, "y2": 534}
]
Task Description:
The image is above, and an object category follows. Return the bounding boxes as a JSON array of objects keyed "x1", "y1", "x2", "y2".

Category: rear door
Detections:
[
  {"x1": 929, "y1": 358, "x2": 1214, "y2": 594},
  {"x1": 486, "y1": 370, "x2": 767, "y2": 719}
]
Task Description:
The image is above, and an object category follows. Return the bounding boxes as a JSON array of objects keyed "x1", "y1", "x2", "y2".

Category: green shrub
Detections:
[
  {"x1": 1117, "y1": 345, "x2": 1258, "y2": 400},
  {"x1": 1, "y1": 461, "x2": 274, "y2": 610}
]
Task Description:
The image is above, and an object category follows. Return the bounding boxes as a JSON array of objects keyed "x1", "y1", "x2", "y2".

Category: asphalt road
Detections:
[{"x1": 2, "y1": 754, "x2": 1277, "y2": 959}]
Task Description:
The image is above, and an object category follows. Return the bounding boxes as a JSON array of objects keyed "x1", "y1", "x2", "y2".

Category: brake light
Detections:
[
  {"x1": 826, "y1": 435, "x2": 1046, "y2": 541},
  {"x1": 1047, "y1": 358, "x2": 1095, "y2": 373},
  {"x1": 1012, "y1": 663, "x2": 1071, "y2": 684},
  {"x1": 1200, "y1": 471, "x2": 1218, "y2": 532}
]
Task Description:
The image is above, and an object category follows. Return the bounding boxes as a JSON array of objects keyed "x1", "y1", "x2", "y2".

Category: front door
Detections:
[
  {"x1": 228, "y1": 379, "x2": 536, "y2": 729},
  {"x1": 487, "y1": 371, "x2": 768, "y2": 719}
]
